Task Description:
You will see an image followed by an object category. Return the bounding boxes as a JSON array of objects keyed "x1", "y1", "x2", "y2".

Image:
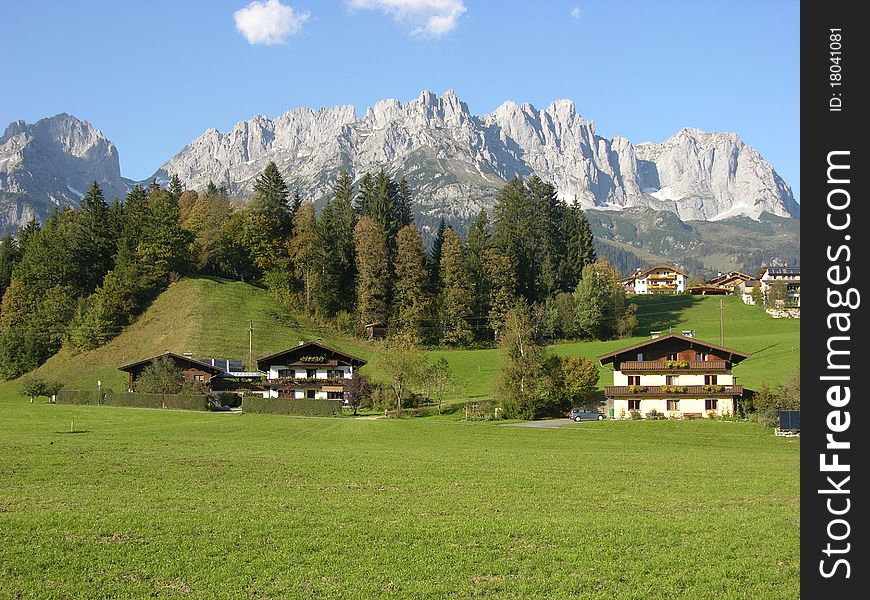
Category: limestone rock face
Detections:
[
  {"x1": 153, "y1": 90, "x2": 798, "y2": 224},
  {"x1": 1, "y1": 91, "x2": 799, "y2": 235},
  {"x1": 1, "y1": 114, "x2": 126, "y2": 234}
]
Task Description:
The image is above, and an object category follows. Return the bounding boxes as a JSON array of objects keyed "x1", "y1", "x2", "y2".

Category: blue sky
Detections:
[{"x1": 0, "y1": 1, "x2": 800, "y2": 200}]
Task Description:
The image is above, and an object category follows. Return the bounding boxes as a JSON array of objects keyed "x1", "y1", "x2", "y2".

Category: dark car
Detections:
[{"x1": 569, "y1": 408, "x2": 605, "y2": 421}]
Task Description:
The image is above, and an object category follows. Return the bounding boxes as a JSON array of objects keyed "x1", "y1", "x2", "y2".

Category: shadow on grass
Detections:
[
  {"x1": 631, "y1": 295, "x2": 706, "y2": 334},
  {"x1": 55, "y1": 430, "x2": 89, "y2": 434}
]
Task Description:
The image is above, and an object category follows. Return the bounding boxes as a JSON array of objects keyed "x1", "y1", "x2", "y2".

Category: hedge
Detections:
[
  {"x1": 56, "y1": 390, "x2": 101, "y2": 405},
  {"x1": 242, "y1": 396, "x2": 341, "y2": 416},
  {"x1": 55, "y1": 390, "x2": 208, "y2": 411}
]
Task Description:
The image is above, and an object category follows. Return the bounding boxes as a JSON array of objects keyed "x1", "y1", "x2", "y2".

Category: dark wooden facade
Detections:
[
  {"x1": 597, "y1": 334, "x2": 751, "y2": 372},
  {"x1": 118, "y1": 352, "x2": 225, "y2": 390}
]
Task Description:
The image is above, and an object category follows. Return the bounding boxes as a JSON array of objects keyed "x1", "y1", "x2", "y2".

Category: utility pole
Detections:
[
  {"x1": 249, "y1": 320, "x2": 253, "y2": 371},
  {"x1": 719, "y1": 298, "x2": 724, "y2": 346}
]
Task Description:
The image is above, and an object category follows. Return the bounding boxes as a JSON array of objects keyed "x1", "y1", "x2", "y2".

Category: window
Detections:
[
  {"x1": 705, "y1": 399, "x2": 717, "y2": 411},
  {"x1": 327, "y1": 391, "x2": 344, "y2": 400},
  {"x1": 637, "y1": 353, "x2": 644, "y2": 361},
  {"x1": 704, "y1": 375, "x2": 718, "y2": 385},
  {"x1": 665, "y1": 375, "x2": 678, "y2": 385},
  {"x1": 306, "y1": 369, "x2": 317, "y2": 379},
  {"x1": 694, "y1": 352, "x2": 705, "y2": 361},
  {"x1": 278, "y1": 368, "x2": 292, "y2": 378},
  {"x1": 193, "y1": 374, "x2": 204, "y2": 382},
  {"x1": 666, "y1": 352, "x2": 678, "y2": 361},
  {"x1": 667, "y1": 399, "x2": 680, "y2": 411},
  {"x1": 327, "y1": 369, "x2": 343, "y2": 379},
  {"x1": 306, "y1": 389, "x2": 316, "y2": 399},
  {"x1": 627, "y1": 375, "x2": 641, "y2": 386},
  {"x1": 628, "y1": 399, "x2": 641, "y2": 411}
]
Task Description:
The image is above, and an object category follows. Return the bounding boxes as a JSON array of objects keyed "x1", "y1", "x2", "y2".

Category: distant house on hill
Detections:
[
  {"x1": 118, "y1": 352, "x2": 225, "y2": 391},
  {"x1": 598, "y1": 332, "x2": 750, "y2": 419},
  {"x1": 706, "y1": 270, "x2": 754, "y2": 290},
  {"x1": 758, "y1": 267, "x2": 800, "y2": 308},
  {"x1": 622, "y1": 265, "x2": 688, "y2": 294},
  {"x1": 255, "y1": 341, "x2": 367, "y2": 401}
]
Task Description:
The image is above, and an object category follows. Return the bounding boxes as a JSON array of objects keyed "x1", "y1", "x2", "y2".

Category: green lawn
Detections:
[{"x1": 0, "y1": 396, "x2": 799, "y2": 598}]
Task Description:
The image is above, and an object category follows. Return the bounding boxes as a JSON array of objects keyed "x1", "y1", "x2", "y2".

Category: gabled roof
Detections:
[
  {"x1": 256, "y1": 341, "x2": 367, "y2": 370},
  {"x1": 597, "y1": 333, "x2": 751, "y2": 366},
  {"x1": 118, "y1": 352, "x2": 225, "y2": 375},
  {"x1": 707, "y1": 271, "x2": 753, "y2": 285},
  {"x1": 623, "y1": 265, "x2": 688, "y2": 282}
]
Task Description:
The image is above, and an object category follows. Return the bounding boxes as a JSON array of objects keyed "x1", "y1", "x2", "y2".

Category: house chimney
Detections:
[
  {"x1": 183, "y1": 352, "x2": 193, "y2": 358},
  {"x1": 681, "y1": 330, "x2": 695, "y2": 338},
  {"x1": 650, "y1": 331, "x2": 661, "y2": 339},
  {"x1": 298, "y1": 340, "x2": 305, "y2": 346},
  {"x1": 717, "y1": 272, "x2": 722, "y2": 277}
]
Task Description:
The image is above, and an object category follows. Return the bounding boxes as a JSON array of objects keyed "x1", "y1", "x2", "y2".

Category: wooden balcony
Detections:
[
  {"x1": 605, "y1": 384, "x2": 743, "y2": 397},
  {"x1": 267, "y1": 377, "x2": 348, "y2": 387},
  {"x1": 619, "y1": 360, "x2": 728, "y2": 373}
]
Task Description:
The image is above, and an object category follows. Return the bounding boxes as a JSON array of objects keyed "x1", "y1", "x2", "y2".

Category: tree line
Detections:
[{"x1": 0, "y1": 163, "x2": 637, "y2": 379}]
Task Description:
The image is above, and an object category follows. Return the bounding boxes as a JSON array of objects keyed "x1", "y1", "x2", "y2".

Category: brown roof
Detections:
[
  {"x1": 597, "y1": 333, "x2": 751, "y2": 366},
  {"x1": 707, "y1": 271, "x2": 753, "y2": 285},
  {"x1": 623, "y1": 265, "x2": 688, "y2": 282},
  {"x1": 118, "y1": 352, "x2": 225, "y2": 374},
  {"x1": 256, "y1": 341, "x2": 367, "y2": 370}
]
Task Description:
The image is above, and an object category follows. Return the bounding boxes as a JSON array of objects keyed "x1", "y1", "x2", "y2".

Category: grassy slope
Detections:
[
  {"x1": 0, "y1": 400, "x2": 799, "y2": 599},
  {"x1": 3, "y1": 279, "x2": 799, "y2": 405},
  {"x1": 13, "y1": 277, "x2": 375, "y2": 392}
]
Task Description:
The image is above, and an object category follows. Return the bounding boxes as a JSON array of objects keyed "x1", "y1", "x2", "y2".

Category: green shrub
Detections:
[
  {"x1": 215, "y1": 392, "x2": 242, "y2": 408},
  {"x1": 56, "y1": 390, "x2": 102, "y2": 405},
  {"x1": 242, "y1": 396, "x2": 341, "y2": 416},
  {"x1": 645, "y1": 408, "x2": 661, "y2": 420},
  {"x1": 629, "y1": 409, "x2": 642, "y2": 420}
]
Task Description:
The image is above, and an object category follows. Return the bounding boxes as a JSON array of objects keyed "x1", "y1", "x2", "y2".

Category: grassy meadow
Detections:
[{"x1": 0, "y1": 398, "x2": 799, "y2": 599}]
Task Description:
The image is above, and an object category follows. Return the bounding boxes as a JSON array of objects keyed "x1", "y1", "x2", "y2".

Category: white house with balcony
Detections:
[
  {"x1": 622, "y1": 265, "x2": 688, "y2": 294},
  {"x1": 597, "y1": 332, "x2": 750, "y2": 419},
  {"x1": 255, "y1": 341, "x2": 367, "y2": 400}
]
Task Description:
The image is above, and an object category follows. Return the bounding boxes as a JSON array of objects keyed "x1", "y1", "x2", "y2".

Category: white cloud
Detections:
[
  {"x1": 234, "y1": 0, "x2": 310, "y2": 45},
  {"x1": 570, "y1": 7, "x2": 582, "y2": 19},
  {"x1": 348, "y1": 0, "x2": 467, "y2": 37}
]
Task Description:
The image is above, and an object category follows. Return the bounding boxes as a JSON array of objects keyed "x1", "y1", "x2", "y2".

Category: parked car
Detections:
[{"x1": 569, "y1": 407, "x2": 605, "y2": 421}]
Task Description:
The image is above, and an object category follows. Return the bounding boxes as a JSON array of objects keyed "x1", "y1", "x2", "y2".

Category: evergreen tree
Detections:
[
  {"x1": 355, "y1": 172, "x2": 375, "y2": 216},
  {"x1": 244, "y1": 162, "x2": 293, "y2": 273},
  {"x1": 438, "y1": 228, "x2": 474, "y2": 345},
  {"x1": 492, "y1": 178, "x2": 539, "y2": 303},
  {"x1": 464, "y1": 210, "x2": 491, "y2": 334},
  {"x1": 483, "y1": 249, "x2": 517, "y2": 340},
  {"x1": 370, "y1": 169, "x2": 400, "y2": 255},
  {"x1": 72, "y1": 181, "x2": 114, "y2": 292},
  {"x1": 289, "y1": 201, "x2": 319, "y2": 314},
  {"x1": 562, "y1": 203, "x2": 596, "y2": 290},
  {"x1": 184, "y1": 189, "x2": 231, "y2": 273},
  {"x1": 397, "y1": 176, "x2": 413, "y2": 227},
  {"x1": 528, "y1": 175, "x2": 565, "y2": 296},
  {"x1": 315, "y1": 172, "x2": 357, "y2": 316},
  {"x1": 168, "y1": 173, "x2": 184, "y2": 202},
  {"x1": 0, "y1": 235, "x2": 21, "y2": 299},
  {"x1": 428, "y1": 218, "x2": 447, "y2": 290},
  {"x1": 136, "y1": 188, "x2": 192, "y2": 286},
  {"x1": 353, "y1": 216, "x2": 390, "y2": 327},
  {"x1": 393, "y1": 224, "x2": 429, "y2": 345}
]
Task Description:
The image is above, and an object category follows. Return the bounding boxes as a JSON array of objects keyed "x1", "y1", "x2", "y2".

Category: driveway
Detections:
[{"x1": 500, "y1": 418, "x2": 574, "y2": 428}]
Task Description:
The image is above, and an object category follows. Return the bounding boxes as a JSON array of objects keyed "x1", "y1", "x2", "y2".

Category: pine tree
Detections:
[
  {"x1": 353, "y1": 216, "x2": 390, "y2": 327},
  {"x1": 0, "y1": 235, "x2": 22, "y2": 299},
  {"x1": 168, "y1": 173, "x2": 184, "y2": 202},
  {"x1": 355, "y1": 172, "x2": 375, "y2": 217},
  {"x1": 464, "y1": 209, "x2": 490, "y2": 335},
  {"x1": 562, "y1": 203, "x2": 596, "y2": 290},
  {"x1": 492, "y1": 178, "x2": 538, "y2": 303},
  {"x1": 428, "y1": 218, "x2": 447, "y2": 290},
  {"x1": 244, "y1": 162, "x2": 293, "y2": 273},
  {"x1": 439, "y1": 228, "x2": 474, "y2": 346},
  {"x1": 393, "y1": 224, "x2": 429, "y2": 344},
  {"x1": 136, "y1": 188, "x2": 191, "y2": 286},
  {"x1": 289, "y1": 201, "x2": 319, "y2": 314},
  {"x1": 528, "y1": 175, "x2": 565, "y2": 297},
  {"x1": 370, "y1": 169, "x2": 399, "y2": 255},
  {"x1": 315, "y1": 172, "x2": 357, "y2": 316},
  {"x1": 72, "y1": 181, "x2": 114, "y2": 292},
  {"x1": 397, "y1": 177, "x2": 413, "y2": 227}
]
